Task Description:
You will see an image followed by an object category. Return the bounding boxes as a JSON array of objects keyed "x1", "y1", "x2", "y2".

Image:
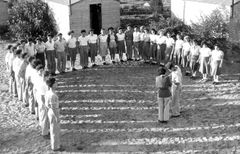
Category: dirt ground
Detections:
[{"x1": 0, "y1": 42, "x2": 240, "y2": 154}]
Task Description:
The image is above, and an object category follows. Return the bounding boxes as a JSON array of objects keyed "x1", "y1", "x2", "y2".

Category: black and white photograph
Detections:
[{"x1": 1, "y1": 0, "x2": 240, "y2": 153}]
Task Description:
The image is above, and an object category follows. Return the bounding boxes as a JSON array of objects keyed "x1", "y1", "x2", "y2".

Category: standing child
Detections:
[
  {"x1": 182, "y1": 36, "x2": 191, "y2": 68},
  {"x1": 125, "y1": 25, "x2": 133, "y2": 60},
  {"x1": 25, "y1": 56, "x2": 36, "y2": 113},
  {"x1": 199, "y1": 41, "x2": 211, "y2": 82},
  {"x1": 150, "y1": 29, "x2": 157, "y2": 63},
  {"x1": 18, "y1": 53, "x2": 29, "y2": 106},
  {"x1": 5, "y1": 45, "x2": 13, "y2": 94},
  {"x1": 35, "y1": 65, "x2": 49, "y2": 138},
  {"x1": 166, "y1": 32, "x2": 175, "y2": 62},
  {"x1": 210, "y1": 44, "x2": 224, "y2": 83},
  {"x1": 45, "y1": 77, "x2": 64, "y2": 151},
  {"x1": 142, "y1": 29, "x2": 150, "y2": 62},
  {"x1": 156, "y1": 30, "x2": 167, "y2": 64},
  {"x1": 78, "y1": 30, "x2": 89, "y2": 69},
  {"x1": 156, "y1": 67, "x2": 172, "y2": 123},
  {"x1": 88, "y1": 30, "x2": 98, "y2": 66},
  {"x1": 107, "y1": 27, "x2": 118, "y2": 63},
  {"x1": 166, "y1": 62, "x2": 183, "y2": 117},
  {"x1": 116, "y1": 28, "x2": 126, "y2": 61},
  {"x1": 174, "y1": 34, "x2": 184, "y2": 65},
  {"x1": 133, "y1": 26, "x2": 140, "y2": 61},
  {"x1": 189, "y1": 40, "x2": 201, "y2": 78},
  {"x1": 12, "y1": 49, "x2": 23, "y2": 101},
  {"x1": 67, "y1": 30, "x2": 77, "y2": 71},
  {"x1": 45, "y1": 34, "x2": 56, "y2": 76},
  {"x1": 98, "y1": 28, "x2": 108, "y2": 63},
  {"x1": 139, "y1": 26, "x2": 145, "y2": 60},
  {"x1": 35, "y1": 38, "x2": 46, "y2": 68}
]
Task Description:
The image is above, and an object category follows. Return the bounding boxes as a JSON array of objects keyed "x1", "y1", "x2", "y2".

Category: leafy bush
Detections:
[
  {"x1": 8, "y1": 0, "x2": 57, "y2": 39},
  {"x1": 191, "y1": 7, "x2": 230, "y2": 48}
]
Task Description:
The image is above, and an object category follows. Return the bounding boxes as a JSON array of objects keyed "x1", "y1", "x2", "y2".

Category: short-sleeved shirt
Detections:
[
  {"x1": 172, "y1": 65, "x2": 183, "y2": 86},
  {"x1": 67, "y1": 37, "x2": 77, "y2": 48},
  {"x1": 45, "y1": 90, "x2": 59, "y2": 109},
  {"x1": 25, "y1": 44, "x2": 35, "y2": 56},
  {"x1": 116, "y1": 33, "x2": 125, "y2": 41},
  {"x1": 157, "y1": 36, "x2": 167, "y2": 45},
  {"x1": 78, "y1": 36, "x2": 89, "y2": 46},
  {"x1": 200, "y1": 47, "x2": 211, "y2": 58},
  {"x1": 88, "y1": 34, "x2": 98, "y2": 44},
  {"x1": 150, "y1": 34, "x2": 157, "y2": 43},
  {"x1": 211, "y1": 50, "x2": 224, "y2": 61},
  {"x1": 45, "y1": 41, "x2": 55, "y2": 51},
  {"x1": 183, "y1": 42, "x2": 191, "y2": 56},
  {"x1": 99, "y1": 34, "x2": 108, "y2": 43},
  {"x1": 143, "y1": 33, "x2": 150, "y2": 42},
  {"x1": 190, "y1": 45, "x2": 200, "y2": 56},
  {"x1": 35, "y1": 76, "x2": 48, "y2": 96},
  {"x1": 175, "y1": 39, "x2": 184, "y2": 49},
  {"x1": 166, "y1": 37, "x2": 175, "y2": 47},
  {"x1": 12, "y1": 57, "x2": 21, "y2": 75},
  {"x1": 35, "y1": 43, "x2": 46, "y2": 53},
  {"x1": 54, "y1": 39, "x2": 67, "y2": 52},
  {"x1": 140, "y1": 32, "x2": 145, "y2": 41},
  {"x1": 133, "y1": 32, "x2": 141, "y2": 42}
]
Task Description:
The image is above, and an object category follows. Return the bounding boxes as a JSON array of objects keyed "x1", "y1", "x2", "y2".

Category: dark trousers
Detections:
[
  {"x1": 126, "y1": 40, "x2": 133, "y2": 59},
  {"x1": 157, "y1": 44, "x2": 166, "y2": 64},
  {"x1": 36, "y1": 52, "x2": 45, "y2": 68},
  {"x1": 80, "y1": 46, "x2": 89, "y2": 67},
  {"x1": 89, "y1": 43, "x2": 97, "y2": 63},
  {"x1": 143, "y1": 42, "x2": 150, "y2": 60},
  {"x1": 133, "y1": 42, "x2": 140, "y2": 59},
  {"x1": 45, "y1": 50, "x2": 56, "y2": 74},
  {"x1": 117, "y1": 40, "x2": 125, "y2": 60},
  {"x1": 150, "y1": 43, "x2": 157, "y2": 61}
]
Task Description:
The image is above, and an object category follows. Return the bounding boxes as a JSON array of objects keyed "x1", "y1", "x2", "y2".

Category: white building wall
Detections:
[{"x1": 47, "y1": 1, "x2": 70, "y2": 39}]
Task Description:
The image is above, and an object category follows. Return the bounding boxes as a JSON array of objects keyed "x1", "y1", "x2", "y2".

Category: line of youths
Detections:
[{"x1": 5, "y1": 45, "x2": 63, "y2": 151}]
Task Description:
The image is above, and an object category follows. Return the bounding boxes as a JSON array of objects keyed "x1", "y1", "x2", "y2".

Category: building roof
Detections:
[
  {"x1": 186, "y1": 0, "x2": 232, "y2": 6},
  {"x1": 47, "y1": 0, "x2": 120, "y2": 6}
]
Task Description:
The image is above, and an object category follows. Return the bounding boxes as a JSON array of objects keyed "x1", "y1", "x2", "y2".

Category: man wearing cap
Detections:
[
  {"x1": 45, "y1": 34, "x2": 56, "y2": 76},
  {"x1": 78, "y1": 30, "x2": 89, "y2": 69},
  {"x1": 54, "y1": 33, "x2": 67, "y2": 74},
  {"x1": 125, "y1": 25, "x2": 133, "y2": 60},
  {"x1": 67, "y1": 30, "x2": 77, "y2": 71}
]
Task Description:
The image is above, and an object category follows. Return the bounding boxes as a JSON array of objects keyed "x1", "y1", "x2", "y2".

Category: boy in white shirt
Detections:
[
  {"x1": 133, "y1": 27, "x2": 140, "y2": 60},
  {"x1": 139, "y1": 26, "x2": 145, "y2": 59},
  {"x1": 166, "y1": 62, "x2": 183, "y2": 117},
  {"x1": 174, "y1": 34, "x2": 184, "y2": 65},
  {"x1": 199, "y1": 41, "x2": 212, "y2": 81},
  {"x1": 18, "y1": 53, "x2": 29, "y2": 106},
  {"x1": 25, "y1": 56, "x2": 35, "y2": 113},
  {"x1": 156, "y1": 30, "x2": 167, "y2": 64},
  {"x1": 116, "y1": 28, "x2": 126, "y2": 61},
  {"x1": 67, "y1": 30, "x2": 77, "y2": 71},
  {"x1": 211, "y1": 44, "x2": 224, "y2": 83},
  {"x1": 166, "y1": 32, "x2": 175, "y2": 61},
  {"x1": 45, "y1": 34, "x2": 56, "y2": 76},
  {"x1": 5, "y1": 45, "x2": 13, "y2": 93},
  {"x1": 88, "y1": 30, "x2": 98, "y2": 65},
  {"x1": 35, "y1": 65, "x2": 49, "y2": 138},
  {"x1": 150, "y1": 29, "x2": 157, "y2": 63},
  {"x1": 12, "y1": 49, "x2": 23, "y2": 101},
  {"x1": 78, "y1": 30, "x2": 89, "y2": 69},
  {"x1": 25, "y1": 38, "x2": 35, "y2": 57}
]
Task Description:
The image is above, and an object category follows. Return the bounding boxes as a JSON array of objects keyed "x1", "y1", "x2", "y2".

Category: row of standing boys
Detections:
[
  {"x1": 5, "y1": 44, "x2": 63, "y2": 151},
  {"x1": 155, "y1": 38, "x2": 224, "y2": 122}
]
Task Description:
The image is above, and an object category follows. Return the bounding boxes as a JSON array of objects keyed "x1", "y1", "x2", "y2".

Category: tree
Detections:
[
  {"x1": 8, "y1": 0, "x2": 58, "y2": 39},
  {"x1": 150, "y1": 0, "x2": 164, "y2": 18}
]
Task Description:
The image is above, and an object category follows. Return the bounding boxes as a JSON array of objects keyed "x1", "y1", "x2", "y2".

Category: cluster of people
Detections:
[
  {"x1": 5, "y1": 45, "x2": 63, "y2": 151},
  {"x1": 4, "y1": 24, "x2": 225, "y2": 149},
  {"x1": 155, "y1": 39, "x2": 225, "y2": 123}
]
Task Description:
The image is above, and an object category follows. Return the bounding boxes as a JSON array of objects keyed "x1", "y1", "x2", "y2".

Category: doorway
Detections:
[{"x1": 90, "y1": 4, "x2": 102, "y2": 34}]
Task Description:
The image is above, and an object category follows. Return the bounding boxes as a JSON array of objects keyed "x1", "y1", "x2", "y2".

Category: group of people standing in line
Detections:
[
  {"x1": 155, "y1": 38, "x2": 224, "y2": 123},
  {"x1": 4, "y1": 24, "x2": 225, "y2": 150},
  {"x1": 5, "y1": 45, "x2": 63, "y2": 151}
]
